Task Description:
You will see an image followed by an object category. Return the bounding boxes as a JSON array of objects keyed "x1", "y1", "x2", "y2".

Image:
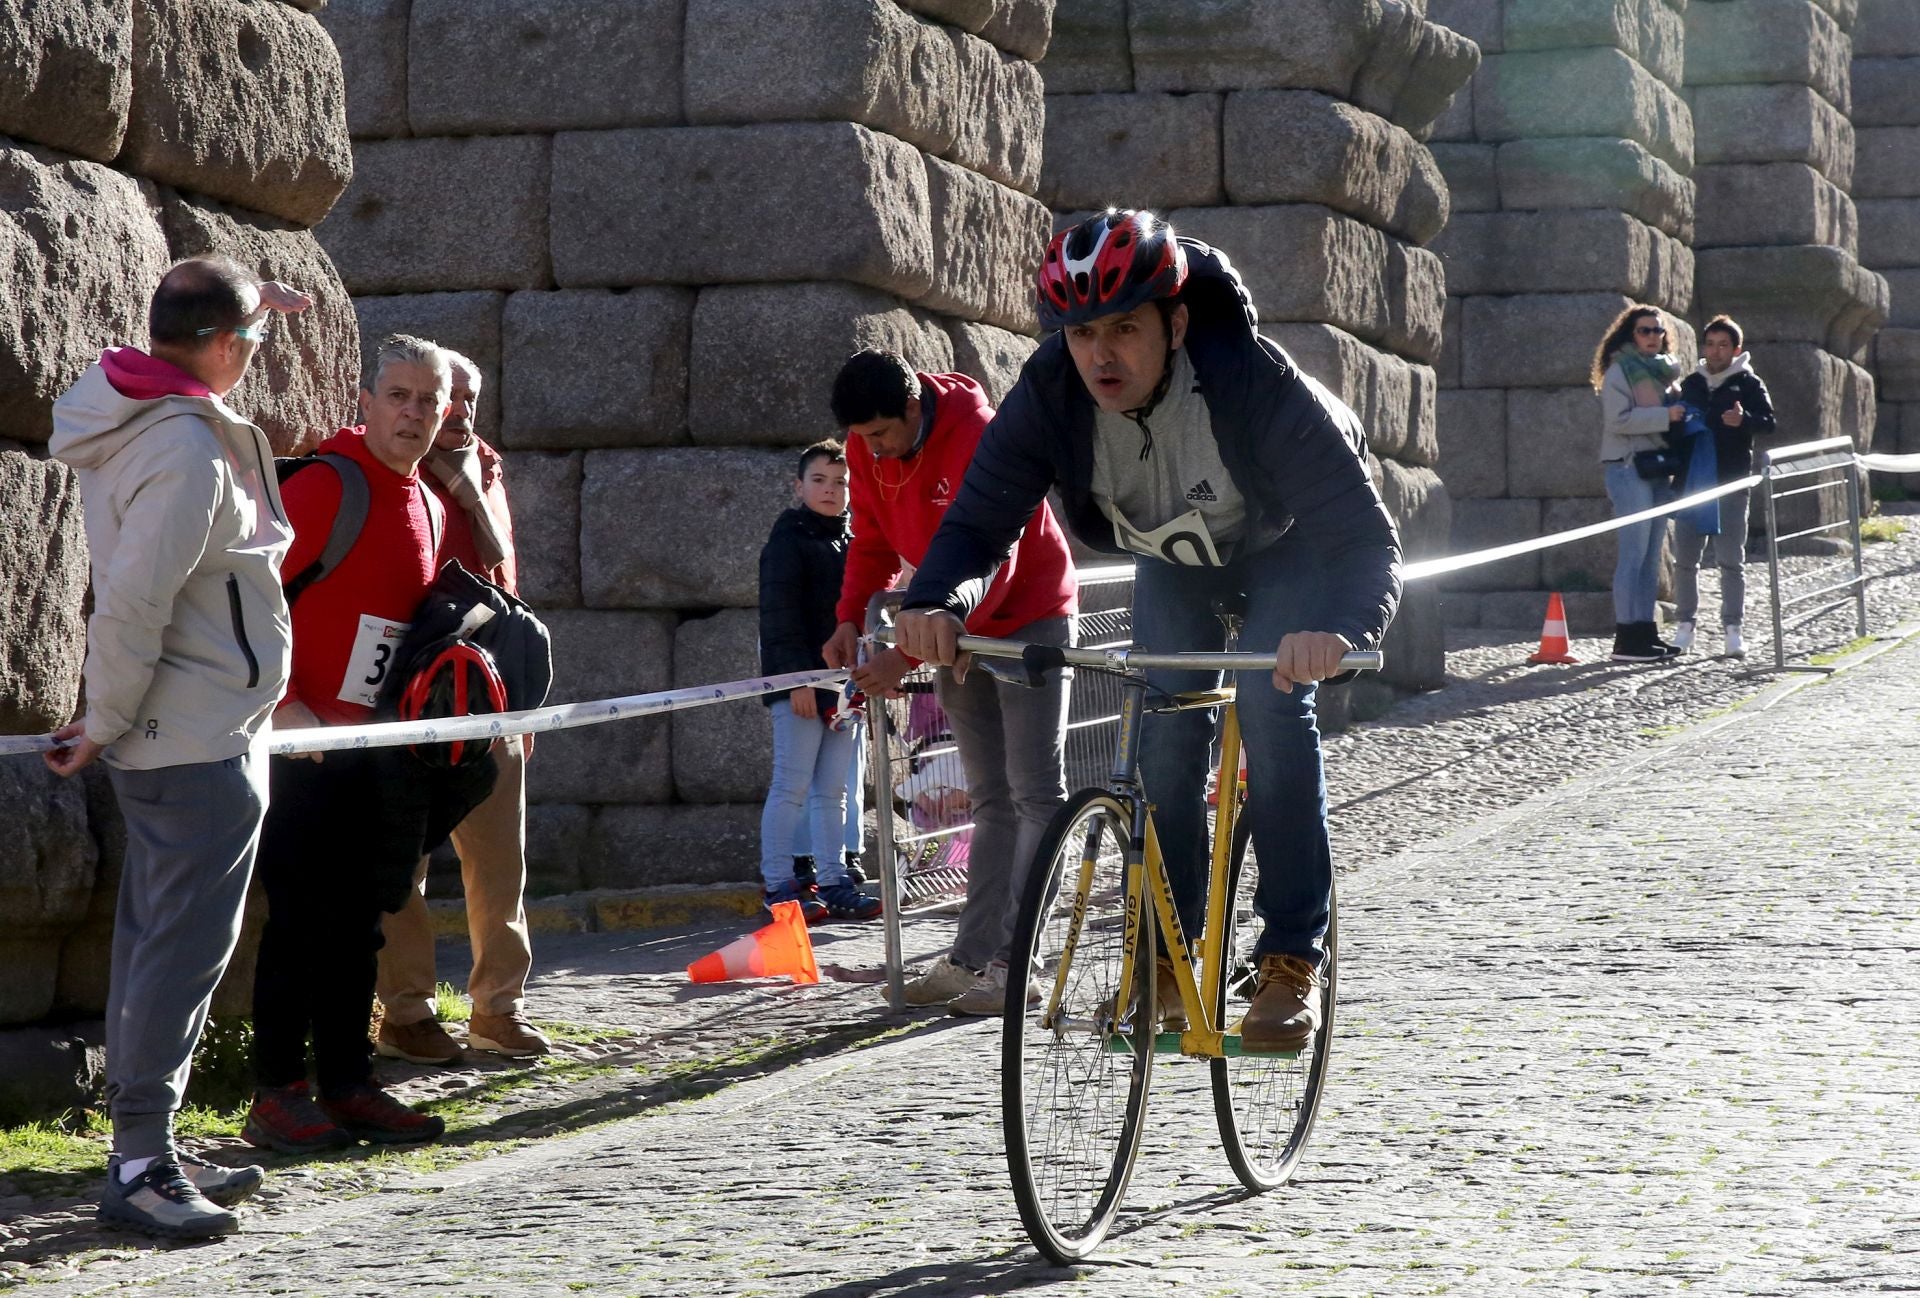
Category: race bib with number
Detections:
[
  {"x1": 338, "y1": 613, "x2": 410, "y2": 708},
  {"x1": 1111, "y1": 505, "x2": 1227, "y2": 567}
]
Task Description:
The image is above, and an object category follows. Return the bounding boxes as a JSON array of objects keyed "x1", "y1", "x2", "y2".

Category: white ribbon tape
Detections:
[
  {"x1": 0, "y1": 668, "x2": 850, "y2": 759},
  {"x1": 1401, "y1": 475, "x2": 1762, "y2": 583}
]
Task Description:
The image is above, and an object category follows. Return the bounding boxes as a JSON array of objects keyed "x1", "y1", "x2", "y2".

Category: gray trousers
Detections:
[
  {"x1": 935, "y1": 614, "x2": 1073, "y2": 970},
  {"x1": 104, "y1": 752, "x2": 266, "y2": 1160},
  {"x1": 1673, "y1": 486, "x2": 1751, "y2": 626}
]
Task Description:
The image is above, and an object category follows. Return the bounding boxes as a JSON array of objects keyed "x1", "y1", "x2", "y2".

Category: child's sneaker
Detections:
[
  {"x1": 764, "y1": 879, "x2": 829, "y2": 925},
  {"x1": 818, "y1": 882, "x2": 882, "y2": 921}
]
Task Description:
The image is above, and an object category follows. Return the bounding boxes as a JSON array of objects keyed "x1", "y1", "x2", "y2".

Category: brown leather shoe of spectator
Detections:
[
  {"x1": 1240, "y1": 954, "x2": 1322, "y2": 1053},
  {"x1": 374, "y1": 1016, "x2": 463, "y2": 1065},
  {"x1": 467, "y1": 1011, "x2": 552, "y2": 1057}
]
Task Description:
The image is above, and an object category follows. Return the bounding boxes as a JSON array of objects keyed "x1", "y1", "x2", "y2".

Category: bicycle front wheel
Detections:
[
  {"x1": 1210, "y1": 816, "x2": 1337, "y2": 1191},
  {"x1": 1003, "y1": 790, "x2": 1155, "y2": 1263}
]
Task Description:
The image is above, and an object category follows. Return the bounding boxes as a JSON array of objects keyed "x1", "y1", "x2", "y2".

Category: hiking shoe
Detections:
[
  {"x1": 1672, "y1": 620, "x2": 1695, "y2": 651},
  {"x1": 467, "y1": 1010, "x2": 552, "y2": 1058},
  {"x1": 375, "y1": 1015, "x2": 463, "y2": 1065},
  {"x1": 897, "y1": 954, "x2": 979, "y2": 1007},
  {"x1": 320, "y1": 1082, "x2": 445, "y2": 1145},
  {"x1": 765, "y1": 879, "x2": 829, "y2": 925},
  {"x1": 178, "y1": 1149, "x2": 265, "y2": 1208},
  {"x1": 242, "y1": 1081, "x2": 354, "y2": 1153},
  {"x1": 1241, "y1": 954, "x2": 1322, "y2": 1053},
  {"x1": 948, "y1": 963, "x2": 1042, "y2": 1017},
  {"x1": 818, "y1": 882, "x2": 882, "y2": 922},
  {"x1": 99, "y1": 1158, "x2": 238, "y2": 1240},
  {"x1": 1724, "y1": 624, "x2": 1746, "y2": 659}
]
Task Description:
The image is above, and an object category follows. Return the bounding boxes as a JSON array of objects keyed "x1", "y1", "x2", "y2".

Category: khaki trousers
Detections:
[{"x1": 376, "y1": 736, "x2": 533, "y2": 1023}]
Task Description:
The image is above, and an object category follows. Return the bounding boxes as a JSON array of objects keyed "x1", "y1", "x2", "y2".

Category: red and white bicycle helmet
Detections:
[
  {"x1": 398, "y1": 636, "x2": 509, "y2": 769},
  {"x1": 1035, "y1": 208, "x2": 1188, "y2": 331}
]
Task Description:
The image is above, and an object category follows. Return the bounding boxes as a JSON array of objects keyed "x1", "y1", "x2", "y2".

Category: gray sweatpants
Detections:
[
  {"x1": 104, "y1": 751, "x2": 267, "y2": 1160},
  {"x1": 936, "y1": 614, "x2": 1073, "y2": 970},
  {"x1": 1673, "y1": 486, "x2": 1751, "y2": 627}
]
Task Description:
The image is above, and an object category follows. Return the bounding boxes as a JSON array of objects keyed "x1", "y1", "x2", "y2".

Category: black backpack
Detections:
[
  {"x1": 275, "y1": 452, "x2": 442, "y2": 605},
  {"x1": 378, "y1": 559, "x2": 553, "y2": 716}
]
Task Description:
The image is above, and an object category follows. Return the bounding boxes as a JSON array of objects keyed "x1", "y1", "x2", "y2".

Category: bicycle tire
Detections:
[
  {"x1": 1002, "y1": 789, "x2": 1155, "y2": 1263},
  {"x1": 1209, "y1": 815, "x2": 1337, "y2": 1192}
]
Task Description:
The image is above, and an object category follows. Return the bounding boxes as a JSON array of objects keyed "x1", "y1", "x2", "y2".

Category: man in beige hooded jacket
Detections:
[{"x1": 46, "y1": 256, "x2": 312, "y2": 1240}]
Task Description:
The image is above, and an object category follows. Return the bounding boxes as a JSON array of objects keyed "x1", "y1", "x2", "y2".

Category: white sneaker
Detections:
[
  {"x1": 1724, "y1": 624, "x2": 1746, "y2": 658},
  {"x1": 897, "y1": 954, "x2": 979, "y2": 1007},
  {"x1": 1671, "y1": 620, "x2": 1695, "y2": 651}
]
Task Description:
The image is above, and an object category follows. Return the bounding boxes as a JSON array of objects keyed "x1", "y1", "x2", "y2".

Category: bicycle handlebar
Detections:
[{"x1": 876, "y1": 628, "x2": 1383, "y2": 676}]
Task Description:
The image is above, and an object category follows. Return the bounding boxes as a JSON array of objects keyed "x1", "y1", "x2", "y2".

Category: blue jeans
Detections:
[
  {"x1": 1605, "y1": 461, "x2": 1672, "y2": 623},
  {"x1": 1132, "y1": 543, "x2": 1334, "y2": 967},
  {"x1": 789, "y1": 730, "x2": 864, "y2": 859},
  {"x1": 761, "y1": 698, "x2": 858, "y2": 889}
]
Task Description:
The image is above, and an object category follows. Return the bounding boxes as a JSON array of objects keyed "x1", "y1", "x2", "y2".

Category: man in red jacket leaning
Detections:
[
  {"x1": 821, "y1": 350, "x2": 1077, "y2": 1016},
  {"x1": 374, "y1": 349, "x2": 550, "y2": 1065}
]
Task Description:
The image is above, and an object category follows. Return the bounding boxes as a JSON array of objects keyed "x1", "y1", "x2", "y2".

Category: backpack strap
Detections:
[{"x1": 282, "y1": 454, "x2": 370, "y2": 606}]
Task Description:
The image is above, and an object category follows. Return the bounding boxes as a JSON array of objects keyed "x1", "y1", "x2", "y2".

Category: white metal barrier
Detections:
[{"x1": 1750, "y1": 437, "x2": 1867, "y2": 675}]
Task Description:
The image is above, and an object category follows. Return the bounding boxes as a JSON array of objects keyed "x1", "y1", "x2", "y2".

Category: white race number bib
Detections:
[{"x1": 338, "y1": 613, "x2": 410, "y2": 708}]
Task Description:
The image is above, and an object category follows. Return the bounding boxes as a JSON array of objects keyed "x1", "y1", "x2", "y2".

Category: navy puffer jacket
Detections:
[
  {"x1": 902, "y1": 240, "x2": 1402, "y2": 650},
  {"x1": 758, "y1": 506, "x2": 849, "y2": 708}
]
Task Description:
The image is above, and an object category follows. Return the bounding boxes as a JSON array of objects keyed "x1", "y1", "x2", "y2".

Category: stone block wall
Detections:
[
  {"x1": 1040, "y1": 0, "x2": 1478, "y2": 698},
  {"x1": 0, "y1": 0, "x2": 360, "y2": 1029},
  {"x1": 1688, "y1": 0, "x2": 1886, "y2": 538},
  {"x1": 1855, "y1": 0, "x2": 1920, "y2": 491},
  {"x1": 1428, "y1": 0, "x2": 1699, "y2": 632},
  {"x1": 316, "y1": 0, "x2": 1058, "y2": 894}
]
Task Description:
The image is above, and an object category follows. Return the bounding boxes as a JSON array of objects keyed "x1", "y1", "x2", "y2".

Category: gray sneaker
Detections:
[
  {"x1": 99, "y1": 1158, "x2": 239, "y2": 1240},
  {"x1": 896, "y1": 955, "x2": 979, "y2": 1007},
  {"x1": 947, "y1": 963, "x2": 1041, "y2": 1018},
  {"x1": 179, "y1": 1149, "x2": 265, "y2": 1208}
]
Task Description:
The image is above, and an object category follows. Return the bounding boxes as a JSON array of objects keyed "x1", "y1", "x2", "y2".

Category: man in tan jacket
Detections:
[
  {"x1": 375, "y1": 350, "x2": 550, "y2": 1064},
  {"x1": 47, "y1": 256, "x2": 311, "y2": 1239}
]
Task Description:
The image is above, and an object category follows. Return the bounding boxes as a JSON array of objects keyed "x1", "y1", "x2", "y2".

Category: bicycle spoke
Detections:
[{"x1": 1004, "y1": 793, "x2": 1153, "y2": 1262}]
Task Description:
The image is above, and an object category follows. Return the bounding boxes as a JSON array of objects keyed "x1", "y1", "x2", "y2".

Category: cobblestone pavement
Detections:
[{"x1": 12, "y1": 588, "x2": 1919, "y2": 1293}]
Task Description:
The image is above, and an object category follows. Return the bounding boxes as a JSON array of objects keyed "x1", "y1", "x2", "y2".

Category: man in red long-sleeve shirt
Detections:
[
  {"x1": 243, "y1": 334, "x2": 492, "y2": 1155},
  {"x1": 821, "y1": 349, "x2": 1077, "y2": 1016},
  {"x1": 375, "y1": 351, "x2": 551, "y2": 1066}
]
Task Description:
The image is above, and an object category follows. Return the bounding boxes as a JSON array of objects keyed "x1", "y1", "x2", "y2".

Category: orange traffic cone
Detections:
[
  {"x1": 687, "y1": 900, "x2": 821, "y2": 985},
  {"x1": 1527, "y1": 592, "x2": 1579, "y2": 665},
  {"x1": 1206, "y1": 748, "x2": 1248, "y2": 806}
]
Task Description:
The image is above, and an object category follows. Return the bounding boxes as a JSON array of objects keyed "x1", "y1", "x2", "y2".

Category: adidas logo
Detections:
[{"x1": 1185, "y1": 479, "x2": 1218, "y2": 503}]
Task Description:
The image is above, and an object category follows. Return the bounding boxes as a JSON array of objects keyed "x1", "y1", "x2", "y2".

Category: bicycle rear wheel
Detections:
[
  {"x1": 1210, "y1": 816, "x2": 1336, "y2": 1191},
  {"x1": 1003, "y1": 789, "x2": 1155, "y2": 1263}
]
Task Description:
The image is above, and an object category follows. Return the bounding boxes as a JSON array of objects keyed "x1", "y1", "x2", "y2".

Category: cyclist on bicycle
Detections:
[{"x1": 895, "y1": 208, "x2": 1402, "y2": 1052}]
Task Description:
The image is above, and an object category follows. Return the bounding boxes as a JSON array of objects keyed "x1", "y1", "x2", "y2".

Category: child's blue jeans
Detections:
[{"x1": 761, "y1": 697, "x2": 859, "y2": 889}]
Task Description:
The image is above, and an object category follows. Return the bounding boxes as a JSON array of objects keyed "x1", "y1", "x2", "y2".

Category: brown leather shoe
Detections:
[
  {"x1": 1102, "y1": 957, "x2": 1190, "y2": 1032},
  {"x1": 467, "y1": 1011, "x2": 552, "y2": 1057},
  {"x1": 1153, "y1": 957, "x2": 1189, "y2": 1033},
  {"x1": 1240, "y1": 954, "x2": 1322, "y2": 1053},
  {"x1": 374, "y1": 1016, "x2": 463, "y2": 1065}
]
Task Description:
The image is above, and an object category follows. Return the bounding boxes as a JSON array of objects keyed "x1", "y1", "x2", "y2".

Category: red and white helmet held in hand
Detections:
[
  {"x1": 1035, "y1": 208, "x2": 1188, "y2": 331},
  {"x1": 398, "y1": 636, "x2": 509, "y2": 769}
]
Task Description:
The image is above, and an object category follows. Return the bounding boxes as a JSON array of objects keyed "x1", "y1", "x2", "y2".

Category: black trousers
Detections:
[{"x1": 251, "y1": 747, "x2": 494, "y2": 1093}]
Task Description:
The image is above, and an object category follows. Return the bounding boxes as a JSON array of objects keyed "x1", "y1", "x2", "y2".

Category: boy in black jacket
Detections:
[
  {"x1": 1674, "y1": 314, "x2": 1776, "y2": 658},
  {"x1": 756, "y1": 440, "x2": 881, "y2": 922}
]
